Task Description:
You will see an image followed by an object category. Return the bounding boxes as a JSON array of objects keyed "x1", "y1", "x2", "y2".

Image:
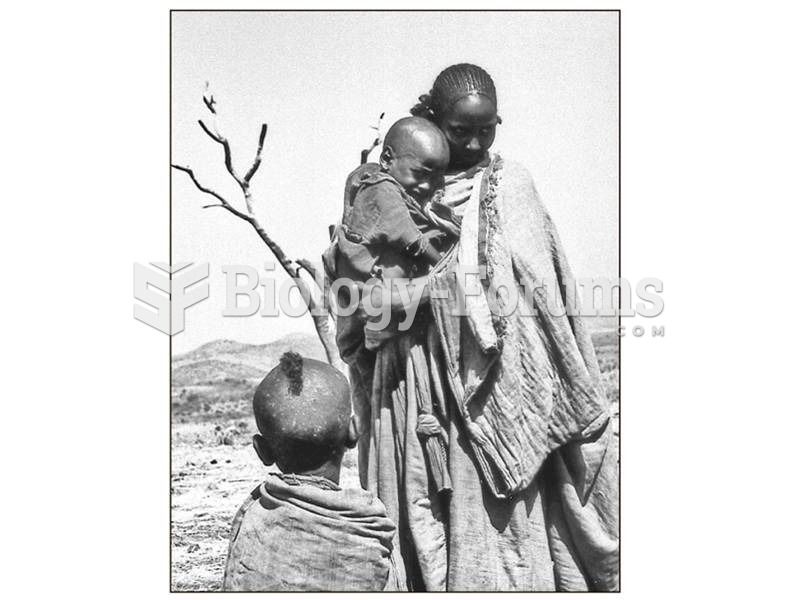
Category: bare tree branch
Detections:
[
  {"x1": 172, "y1": 160, "x2": 298, "y2": 283},
  {"x1": 203, "y1": 81, "x2": 217, "y2": 114},
  {"x1": 172, "y1": 91, "x2": 345, "y2": 371},
  {"x1": 203, "y1": 94, "x2": 216, "y2": 115},
  {"x1": 361, "y1": 111, "x2": 385, "y2": 164},
  {"x1": 197, "y1": 117, "x2": 266, "y2": 215},
  {"x1": 171, "y1": 164, "x2": 252, "y2": 222},
  {"x1": 244, "y1": 124, "x2": 268, "y2": 184},
  {"x1": 197, "y1": 118, "x2": 241, "y2": 183},
  {"x1": 297, "y1": 258, "x2": 335, "y2": 320},
  {"x1": 200, "y1": 203, "x2": 253, "y2": 221}
]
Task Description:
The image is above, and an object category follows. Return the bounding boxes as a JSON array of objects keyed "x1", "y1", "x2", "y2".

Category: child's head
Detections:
[
  {"x1": 252, "y1": 352, "x2": 356, "y2": 479},
  {"x1": 380, "y1": 116, "x2": 450, "y2": 201}
]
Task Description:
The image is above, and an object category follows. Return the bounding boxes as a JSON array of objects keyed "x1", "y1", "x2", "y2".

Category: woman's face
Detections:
[{"x1": 439, "y1": 94, "x2": 498, "y2": 170}]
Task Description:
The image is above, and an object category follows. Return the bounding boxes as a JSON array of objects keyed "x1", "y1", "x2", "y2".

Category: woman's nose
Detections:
[{"x1": 466, "y1": 137, "x2": 481, "y2": 151}]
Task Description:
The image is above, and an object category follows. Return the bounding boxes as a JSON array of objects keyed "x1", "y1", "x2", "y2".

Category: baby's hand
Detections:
[{"x1": 421, "y1": 229, "x2": 448, "y2": 248}]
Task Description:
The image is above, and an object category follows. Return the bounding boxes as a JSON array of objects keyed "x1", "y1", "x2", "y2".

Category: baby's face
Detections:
[{"x1": 386, "y1": 143, "x2": 448, "y2": 201}]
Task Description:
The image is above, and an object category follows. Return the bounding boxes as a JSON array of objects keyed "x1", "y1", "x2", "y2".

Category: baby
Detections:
[
  {"x1": 321, "y1": 117, "x2": 454, "y2": 363},
  {"x1": 334, "y1": 116, "x2": 453, "y2": 283},
  {"x1": 223, "y1": 352, "x2": 401, "y2": 591}
]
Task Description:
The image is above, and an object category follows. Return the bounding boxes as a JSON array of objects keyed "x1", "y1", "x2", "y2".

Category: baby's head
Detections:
[
  {"x1": 252, "y1": 352, "x2": 356, "y2": 481},
  {"x1": 380, "y1": 116, "x2": 450, "y2": 201}
]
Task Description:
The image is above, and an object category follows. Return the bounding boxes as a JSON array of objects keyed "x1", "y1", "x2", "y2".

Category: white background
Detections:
[{"x1": 1, "y1": 1, "x2": 799, "y2": 599}]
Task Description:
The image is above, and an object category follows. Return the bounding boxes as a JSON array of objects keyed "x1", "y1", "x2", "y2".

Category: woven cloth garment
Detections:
[
  {"x1": 338, "y1": 155, "x2": 619, "y2": 591},
  {"x1": 222, "y1": 473, "x2": 403, "y2": 591},
  {"x1": 428, "y1": 156, "x2": 610, "y2": 499}
]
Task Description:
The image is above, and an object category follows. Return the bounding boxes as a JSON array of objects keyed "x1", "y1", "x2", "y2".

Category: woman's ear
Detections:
[
  {"x1": 379, "y1": 145, "x2": 393, "y2": 170},
  {"x1": 345, "y1": 415, "x2": 360, "y2": 449},
  {"x1": 252, "y1": 434, "x2": 274, "y2": 466}
]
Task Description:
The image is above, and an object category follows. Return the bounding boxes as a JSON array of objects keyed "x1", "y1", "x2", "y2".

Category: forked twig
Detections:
[
  {"x1": 172, "y1": 87, "x2": 342, "y2": 370},
  {"x1": 360, "y1": 112, "x2": 385, "y2": 164},
  {"x1": 171, "y1": 164, "x2": 251, "y2": 221}
]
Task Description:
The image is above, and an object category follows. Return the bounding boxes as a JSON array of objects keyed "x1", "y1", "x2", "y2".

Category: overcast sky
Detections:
[{"x1": 171, "y1": 11, "x2": 619, "y2": 353}]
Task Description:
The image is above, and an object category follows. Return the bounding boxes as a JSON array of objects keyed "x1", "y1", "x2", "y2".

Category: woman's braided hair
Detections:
[{"x1": 411, "y1": 63, "x2": 501, "y2": 123}]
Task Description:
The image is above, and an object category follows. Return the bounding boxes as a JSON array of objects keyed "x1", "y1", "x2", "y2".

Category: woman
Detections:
[{"x1": 337, "y1": 64, "x2": 618, "y2": 591}]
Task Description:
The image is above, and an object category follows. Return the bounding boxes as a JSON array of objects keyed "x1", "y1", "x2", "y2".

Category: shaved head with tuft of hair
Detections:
[{"x1": 252, "y1": 352, "x2": 352, "y2": 473}]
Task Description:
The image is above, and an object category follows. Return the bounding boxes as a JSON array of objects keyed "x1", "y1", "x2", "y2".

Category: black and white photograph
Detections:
[
  {"x1": 5, "y1": 2, "x2": 800, "y2": 599},
  {"x1": 169, "y1": 10, "x2": 619, "y2": 591}
]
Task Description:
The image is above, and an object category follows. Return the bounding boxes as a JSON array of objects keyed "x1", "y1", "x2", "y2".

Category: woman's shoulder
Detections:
[
  {"x1": 493, "y1": 155, "x2": 546, "y2": 215},
  {"x1": 495, "y1": 156, "x2": 536, "y2": 189}
]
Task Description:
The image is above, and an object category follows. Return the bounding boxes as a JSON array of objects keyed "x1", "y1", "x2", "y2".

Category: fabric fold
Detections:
[
  {"x1": 429, "y1": 156, "x2": 610, "y2": 500},
  {"x1": 223, "y1": 475, "x2": 400, "y2": 591}
]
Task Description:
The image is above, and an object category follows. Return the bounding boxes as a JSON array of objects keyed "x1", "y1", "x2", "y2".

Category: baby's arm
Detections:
[{"x1": 413, "y1": 232, "x2": 443, "y2": 266}]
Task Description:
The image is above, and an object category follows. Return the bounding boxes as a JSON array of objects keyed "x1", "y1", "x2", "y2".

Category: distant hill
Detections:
[
  {"x1": 173, "y1": 322, "x2": 617, "y2": 390},
  {"x1": 172, "y1": 333, "x2": 326, "y2": 388}
]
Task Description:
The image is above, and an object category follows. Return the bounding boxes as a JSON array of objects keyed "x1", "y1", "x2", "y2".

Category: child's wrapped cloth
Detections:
[{"x1": 223, "y1": 473, "x2": 402, "y2": 591}]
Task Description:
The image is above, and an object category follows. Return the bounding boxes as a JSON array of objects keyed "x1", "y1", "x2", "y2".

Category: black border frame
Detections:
[{"x1": 169, "y1": 9, "x2": 622, "y2": 593}]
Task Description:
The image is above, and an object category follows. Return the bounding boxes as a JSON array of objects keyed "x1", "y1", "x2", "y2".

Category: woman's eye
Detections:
[{"x1": 452, "y1": 127, "x2": 466, "y2": 136}]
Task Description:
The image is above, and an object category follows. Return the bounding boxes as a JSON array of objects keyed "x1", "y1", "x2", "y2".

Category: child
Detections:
[
  {"x1": 333, "y1": 116, "x2": 453, "y2": 284},
  {"x1": 223, "y1": 352, "x2": 402, "y2": 591},
  {"x1": 321, "y1": 117, "x2": 456, "y2": 370}
]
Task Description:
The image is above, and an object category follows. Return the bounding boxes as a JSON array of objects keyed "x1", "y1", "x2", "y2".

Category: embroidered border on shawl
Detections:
[{"x1": 477, "y1": 155, "x2": 508, "y2": 345}]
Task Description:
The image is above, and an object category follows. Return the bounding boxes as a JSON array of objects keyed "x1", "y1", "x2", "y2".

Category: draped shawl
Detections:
[
  {"x1": 223, "y1": 474, "x2": 401, "y2": 591},
  {"x1": 428, "y1": 155, "x2": 611, "y2": 500}
]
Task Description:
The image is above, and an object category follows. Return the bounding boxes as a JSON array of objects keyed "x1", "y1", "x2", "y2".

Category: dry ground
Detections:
[
  {"x1": 171, "y1": 416, "x2": 359, "y2": 591},
  {"x1": 170, "y1": 333, "x2": 618, "y2": 591}
]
